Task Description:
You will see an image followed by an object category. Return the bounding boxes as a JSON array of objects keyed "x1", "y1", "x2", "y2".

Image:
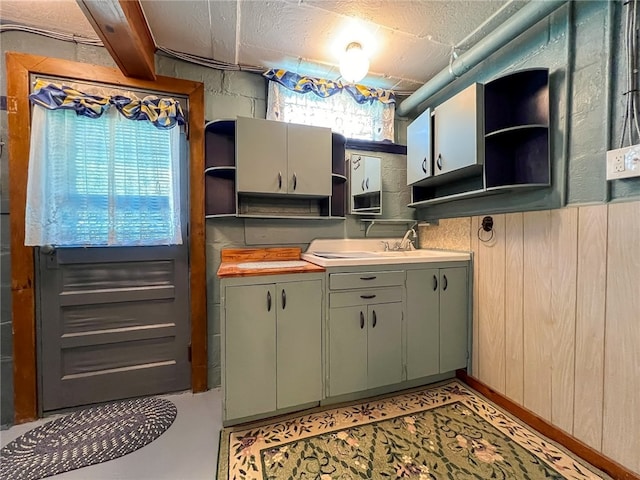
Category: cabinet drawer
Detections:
[
  {"x1": 330, "y1": 287, "x2": 402, "y2": 308},
  {"x1": 329, "y1": 271, "x2": 404, "y2": 290}
]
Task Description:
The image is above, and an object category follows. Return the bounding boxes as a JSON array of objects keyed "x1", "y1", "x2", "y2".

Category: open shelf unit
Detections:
[
  {"x1": 483, "y1": 68, "x2": 549, "y2": 190},
  {"x1": 205, "y1": 120, "x2": 236, "y2": 217},
  {"x1": 330, "y1": 133, "x2": 348, "y2": 218},
  {"x1": 204, "y1": 120, "x2": 346, "y2": 219},
  {"x1": 408, "y1": 68, "x2": 550, "y2": 209}
]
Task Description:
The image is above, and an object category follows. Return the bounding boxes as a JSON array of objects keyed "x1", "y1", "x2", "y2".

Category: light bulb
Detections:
[{"x1": 339, "y1": 42, "x2": 369, "y2": 84}]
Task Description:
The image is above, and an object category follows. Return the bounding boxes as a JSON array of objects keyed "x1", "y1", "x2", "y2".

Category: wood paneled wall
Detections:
[{"x1": 468, "y1": 201, "x2": 640, "y2": 474}]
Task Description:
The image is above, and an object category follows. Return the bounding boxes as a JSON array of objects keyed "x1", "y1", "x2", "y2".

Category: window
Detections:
[
  {"x1": 266, "y1": 81, "x2": 395, "y2": 142},
  {"x1": 25, "y1": 106, "x2": 182, "y2": 246}
]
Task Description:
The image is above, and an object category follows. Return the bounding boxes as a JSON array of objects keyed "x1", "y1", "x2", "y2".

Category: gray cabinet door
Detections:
[
  {"x1": 364, "y1": 156, "x2": 381, "y2": 193},
  {"x1": 287, "y1": 123, "x2": 331, "y2": 196},
  {"x1": 407, "y1": 108, "x2": 432, "y2": 185},
  {"x1": 439, "y1": 267, "x2": 469, "y2": 372},
  {"x1": 329, "y1": 306, "x2": 368, "y2": 396},
  {"x1": 225, "y1": 284, "x2": 277, "y2": 420},
  {"x1": 433, "y1": 84, "x2": 483, "y2": 176},
  {"x1": 276, "y1": 280, "x2": 322, "y2": 409},
  {"x1": 236, "y1": 117, "x2": 288, "y2": 194},
  {"x1": 367, "y1": 302, "x2": 403, "y2": 389},
  {"x1": 351, "y1": 155, "x2": 381, "y2": 195},
  {"x1": 406, "y1": 269, "x2": 440, "y2": 380}
]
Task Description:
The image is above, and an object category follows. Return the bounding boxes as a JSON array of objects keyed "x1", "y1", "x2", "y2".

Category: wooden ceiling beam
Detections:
[{"x1": 76, "y1": 0, "x2": 156, "y2": 80}]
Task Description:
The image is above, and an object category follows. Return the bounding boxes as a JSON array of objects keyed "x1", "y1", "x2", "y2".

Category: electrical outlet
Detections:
[{"x1": 606, "y1": 144, "x2": 640, "y2": 180}]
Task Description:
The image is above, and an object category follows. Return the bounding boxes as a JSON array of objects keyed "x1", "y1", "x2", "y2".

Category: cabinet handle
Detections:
[
  {"x1": 436, "y1": 154, "x2": 443, "y2": 171},
  {"x1": 360, "y1": 294, "x2": 376, "y2": 299},
  {"x1": 372, "y1": 310, "x2": 377, "y2": 328},
  {"x1": 443, "y1": 274, "x2": 448, "y2": 291},
  {"x1": 360, "y1": 311, "x2": 365, "y2": 329},
  {"x1": 359, "y1": 276, "x2": 377, "y2": 281},
  {"x1": 267, "y1": 291, "x2": 272, "y2": 311},
  {"x1": 361, "y1": 179, "x2": 365, "y2": 191},
  {"x1": 422, "y1": 157, "x2": 427, "y2": 173},
  {"x1": 282, "y1": 289, "x2": 286, "y2": 309},
  {"x1": 278, "y1": 171, "x2": 282, "y2": 189},
  {"x1": 433, "y1": 275, "x2": 438, "y2": 291},
  {"x1": 293, "y1": 172, "x2": 297, "y2": 190},
  {"x1": 366, "y1": 177, "x2": 369, "y2": 189}
]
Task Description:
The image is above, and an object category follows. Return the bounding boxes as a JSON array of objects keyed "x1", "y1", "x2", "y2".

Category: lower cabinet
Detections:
[
  {"x1": 329, "y1": 300, "x2": 402, "y2": 397},
  {"x1": 222, "y1": 263, "x2": 470, "y2": 421},
  {"x1": 224, "y1": 278, "x2": 322, "y2": 421},
  {"x1": 439, "y1": 267, "x2": 469, "y2": 372},
  {"x1": 406, "y1": 266, "x2": 468, "y2": 380}
]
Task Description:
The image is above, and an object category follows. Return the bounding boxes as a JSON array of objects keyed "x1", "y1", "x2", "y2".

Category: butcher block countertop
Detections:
[{"x1": 217, "y1": 248, "x2": 325, "y2": 278}]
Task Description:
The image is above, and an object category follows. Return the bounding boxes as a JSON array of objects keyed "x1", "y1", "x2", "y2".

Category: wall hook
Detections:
[{"x1": 478, "y1": 216, "x2": 494, "y2": 242}]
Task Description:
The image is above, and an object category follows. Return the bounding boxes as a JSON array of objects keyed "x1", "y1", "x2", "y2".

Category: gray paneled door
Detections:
[
  {"x1": 37, "y1": 151, "x2": 191, "y2": 413},
  {"x1": 38, "y1": 244, "x2": 191, "y2": 412}
]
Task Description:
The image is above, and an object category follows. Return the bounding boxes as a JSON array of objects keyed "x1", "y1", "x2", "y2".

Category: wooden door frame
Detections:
[{"x1": 6, "y1": 52, "x2": 207, "y2": 423}]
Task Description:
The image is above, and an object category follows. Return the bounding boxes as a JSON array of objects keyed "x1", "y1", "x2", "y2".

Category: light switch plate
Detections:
[{"x1": 606, "y1": 144, "x2": 640, "y2": 180}]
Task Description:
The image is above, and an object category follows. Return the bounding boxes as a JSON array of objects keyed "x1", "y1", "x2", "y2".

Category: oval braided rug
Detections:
[{"x1": 0, "y1": 397, "x2": 177, "y2": 480}]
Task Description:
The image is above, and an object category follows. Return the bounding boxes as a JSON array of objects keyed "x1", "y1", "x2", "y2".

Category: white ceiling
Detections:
[{"x1": 0, "y1": 0, "x2": 529, "y2": 92}]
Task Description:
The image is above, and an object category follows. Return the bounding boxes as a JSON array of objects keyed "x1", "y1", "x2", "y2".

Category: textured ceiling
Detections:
[{"x1": 1, "y1": 0, "x2": 529, "y2": 92}]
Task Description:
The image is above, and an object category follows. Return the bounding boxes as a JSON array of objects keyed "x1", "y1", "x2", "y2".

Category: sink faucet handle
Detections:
[{"x1": 380, "y1": 240, "x2": 390, "y2": 251}]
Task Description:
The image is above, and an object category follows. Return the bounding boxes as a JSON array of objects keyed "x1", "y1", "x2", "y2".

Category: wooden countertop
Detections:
[{"x1": 217, "y1": 247, "x2": 325, "y2": 278}]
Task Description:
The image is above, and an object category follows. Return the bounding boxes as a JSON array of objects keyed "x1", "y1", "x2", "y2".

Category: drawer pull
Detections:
[
  {"x1": 360, "y1": 276, "x2": 377, "y2": 281},
  {"x1": 360, "y1": 311, "x2": 365, "y2": 329},
  {"x1": 360, "y1": 294, "x2": 376, "y2": 299},
  {"x1": 267, "y1": 291, "x2": 272, "y2": 311},
  {"x1": 282, "y1": 289, "x2": 286, "y2": 309},
  {"x1": 372, "y1": 310, "x2": 377, "y2": 328}
]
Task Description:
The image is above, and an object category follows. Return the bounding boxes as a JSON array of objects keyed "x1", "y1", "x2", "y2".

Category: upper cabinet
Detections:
[
  {"x1": 350, "y1": 154, "x2": 382, "y2": 215},
  {"x1": 236, "y1": 117, "x2": 288, "y2": 195},
  {"x1": 408, "y1": 69, "x2": 549, "y2": 208},
  {"x1": 205, "y1": 118, "x2": 346, "y2": 219},
  {"x1": 433, "y1": 83, "x2": 484, "y2": 179},
  {"x1": 406, "y1": 107, "x2": 432, "y2": 185},
  {"x1": 236, "y1": 117, "x2": 331, "y2": 197}
]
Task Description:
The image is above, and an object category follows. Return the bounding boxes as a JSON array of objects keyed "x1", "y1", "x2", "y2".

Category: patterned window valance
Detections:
[
  {"x1": 263, "y1": 69, "x2": 395, "y2": 105},
  {"x1": 29, "y1": 79, "x2": 186, "y2": 129}
]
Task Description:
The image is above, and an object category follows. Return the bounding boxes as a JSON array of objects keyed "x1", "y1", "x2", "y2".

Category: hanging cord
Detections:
[
  {"x1": 619, "y1": 0, "x2": 640, "y2": 148},
  {"x1": 0, "y1": 24, "x2": 264, "y2": 73},
  {"x1": 477, "y1": 216, "x2": 495, "y2": 243}
]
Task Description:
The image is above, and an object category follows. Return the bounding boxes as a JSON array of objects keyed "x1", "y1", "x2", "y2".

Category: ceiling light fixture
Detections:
[{"x1": 339, "y1": 42, "x2": 369, "y2": 84}]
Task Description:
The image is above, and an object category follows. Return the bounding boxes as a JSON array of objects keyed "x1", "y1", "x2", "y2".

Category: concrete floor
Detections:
[{"x1": 0, "y1": 388, "x2": 223, "y2": 480}]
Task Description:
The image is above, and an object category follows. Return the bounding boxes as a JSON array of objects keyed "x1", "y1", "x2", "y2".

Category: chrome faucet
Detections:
[{"x1": 398, "y1": 228, "x2": 417, "y2": 251}]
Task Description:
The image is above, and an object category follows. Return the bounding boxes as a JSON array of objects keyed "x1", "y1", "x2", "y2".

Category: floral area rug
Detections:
[{"x1": 218, "y1": 381, "x2": 610, "y2": 480}]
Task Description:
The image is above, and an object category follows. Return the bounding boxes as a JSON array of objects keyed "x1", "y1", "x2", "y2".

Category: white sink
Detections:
[{"x1": 302, "y1": 239, "x2": 471, "y2": 267}]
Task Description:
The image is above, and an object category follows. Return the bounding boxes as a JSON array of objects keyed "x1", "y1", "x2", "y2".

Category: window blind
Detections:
[{"x1": 25, "y1": 106, "x2": 182, "y2": 246}]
